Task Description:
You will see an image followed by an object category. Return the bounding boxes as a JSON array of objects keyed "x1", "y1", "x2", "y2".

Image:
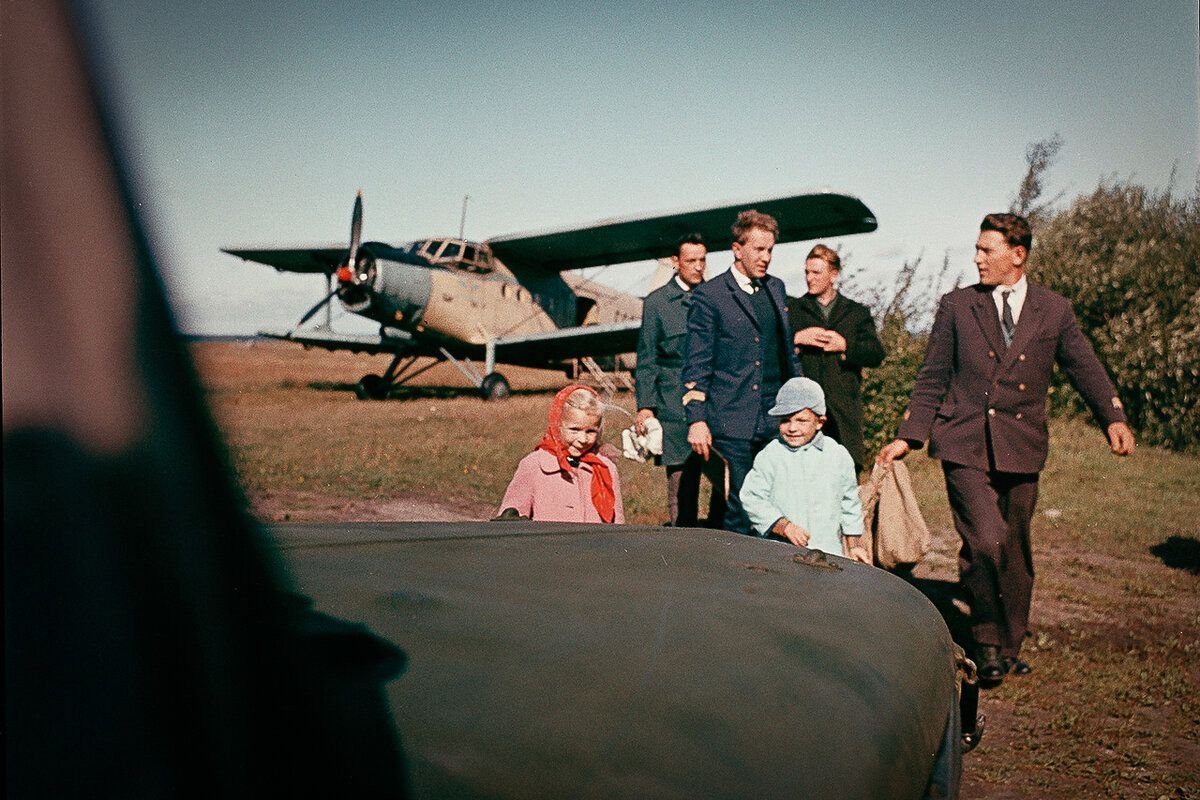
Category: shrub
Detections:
[{"x1": 1027, "y1": 183, "x2": 1200, "y2": 451}]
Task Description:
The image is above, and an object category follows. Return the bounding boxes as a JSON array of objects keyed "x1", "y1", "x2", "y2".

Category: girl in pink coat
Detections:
[{"x1": 498, "y1": 385, "x2": 624, "y2": 523}]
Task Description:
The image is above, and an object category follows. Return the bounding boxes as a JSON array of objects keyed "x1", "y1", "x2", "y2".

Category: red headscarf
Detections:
[{"x1": 536, "y1": 384, "x2": 615, "y2": 523}]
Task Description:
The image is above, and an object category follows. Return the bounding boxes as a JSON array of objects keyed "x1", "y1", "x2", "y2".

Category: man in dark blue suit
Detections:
[{"x1": 682, "y1": 210, "x2": 802, "y2": 534}]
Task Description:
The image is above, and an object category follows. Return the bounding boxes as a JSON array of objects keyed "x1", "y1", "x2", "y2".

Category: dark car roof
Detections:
[{"x1": 275, "y1": 521, "x2": 956, "y2": 799}]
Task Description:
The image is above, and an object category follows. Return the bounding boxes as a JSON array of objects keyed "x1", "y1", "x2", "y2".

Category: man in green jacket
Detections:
[
  {"x1": 635, "y1": 234, "x2": 726, "y2": 527},
  {"x1": 786, "y1": 244, "x2": 885, "y2": 473}
]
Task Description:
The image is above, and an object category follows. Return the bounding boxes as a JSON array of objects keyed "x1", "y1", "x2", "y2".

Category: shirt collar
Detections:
[
  {"x1": 730, "y1": 265, "x2": 757, "y2": 293},
  {"x1": 992, "y1": 273, "x2": 1027, "y2": 301},
  {"x1": 673, "y1": 275, "x2": 692, "y2": 292}
]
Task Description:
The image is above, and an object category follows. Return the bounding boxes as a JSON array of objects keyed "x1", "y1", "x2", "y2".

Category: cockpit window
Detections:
[{"x1": 440, "y1": 242, "x2": 463, "y2": 262}]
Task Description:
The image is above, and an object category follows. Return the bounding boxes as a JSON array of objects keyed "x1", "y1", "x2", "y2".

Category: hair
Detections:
[
  {"x1": 563, "y1": 387, "x2": 604, "y2": 421},
  {"x1": 980, "y1": 213, "x2": 1033, "y2": 251},
  {"x1": 731, "y1": 209, "x2": 780, "y2": 244},
  {"x1": 805, "y1": 243, "x2": 841, "y2": 271},
  {"x1": 675, "y1": 232, "x2": 706, "y2": 256}
]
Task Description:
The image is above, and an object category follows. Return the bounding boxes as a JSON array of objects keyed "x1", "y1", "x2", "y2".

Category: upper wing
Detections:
[
  {"x1": 487, "y1": 191, "x2": 876, "y2": 273},
  {"x1": 258, "y1": 327, "x2": 439, "y2": 357},
  {"x1": 222, "y1": 245, "x2": 348, "y2": 274}
]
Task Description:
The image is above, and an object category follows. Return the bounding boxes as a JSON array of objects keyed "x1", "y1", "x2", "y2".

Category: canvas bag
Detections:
[{"x1": 857, "y1": 461, "x2": 931, "y2": 569}]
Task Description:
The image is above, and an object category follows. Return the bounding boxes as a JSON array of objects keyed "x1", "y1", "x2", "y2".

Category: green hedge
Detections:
[{"x1": 1028, "y1": 183, "x2": 1199, "y2": 451}]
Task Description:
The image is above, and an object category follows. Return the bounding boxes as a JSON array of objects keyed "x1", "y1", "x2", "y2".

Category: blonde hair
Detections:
[{"x1": 564, "y1": 387, "x2": 604, "y2": 421}]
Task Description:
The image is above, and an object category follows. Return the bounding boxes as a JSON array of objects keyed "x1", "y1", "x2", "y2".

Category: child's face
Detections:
[
  {"x1": 559, "y1": 406, "x2": 601, "y2": 457},
  {"x1": 778, "y1": 408, "x2": 824, "y2": 447}
]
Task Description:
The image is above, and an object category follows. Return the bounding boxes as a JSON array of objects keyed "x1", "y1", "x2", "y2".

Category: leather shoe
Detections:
[
  {"x1": 976, "y1": 645, "x2": 1004, "y2": 686},
  {"x1": 1003, "y1": 657, "x2": 1033, "y2": 676}
]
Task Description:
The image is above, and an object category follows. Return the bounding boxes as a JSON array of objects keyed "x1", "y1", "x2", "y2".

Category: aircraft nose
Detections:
[{"x1": 372, "y1": 260, "x2": 432, "y2": 326}]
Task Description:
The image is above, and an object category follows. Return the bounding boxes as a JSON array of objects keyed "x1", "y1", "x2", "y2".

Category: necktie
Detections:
[
  {"x1": 749, "y1": 278, "x2": 761, "y2": 292},
  {"x1": 1001, "y1": 290, "x2": 1015, "y2": 347}
]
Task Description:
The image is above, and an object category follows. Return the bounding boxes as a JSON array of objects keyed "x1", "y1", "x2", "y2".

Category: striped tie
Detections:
[{"x1": 1001, "y1": 290, "x2": 1015, "y2": 347}]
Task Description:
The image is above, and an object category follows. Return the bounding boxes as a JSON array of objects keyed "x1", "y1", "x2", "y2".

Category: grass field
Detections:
[{"x1": 195, "y1": 341, "x2": 1199, "y2": 798}]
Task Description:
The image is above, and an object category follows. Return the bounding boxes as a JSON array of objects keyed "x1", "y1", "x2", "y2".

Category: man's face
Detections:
[
  {"x1": 778, "y1": 408, "x2": 824, "y2": 448},
  {"x1": 974, "y1": 230, "x2": 1026, "y2": 287},
  {"x1": 805, "y1": 257, "x2": 838, "y2": 298},
  {"x1": 672, "y1": 242, "x2": 707, "y2": 287},
  {"x1": 732, "y1": 227, "x2": 775, "y2": 280}
]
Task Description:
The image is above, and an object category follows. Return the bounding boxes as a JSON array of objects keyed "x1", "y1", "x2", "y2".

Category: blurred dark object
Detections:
[
  {"x1": 2, "y1": 2, "x2": 407, "y2": 796},
  {"x1": 1149, "y1": 536, "x2": 1200, "y2": 575}
]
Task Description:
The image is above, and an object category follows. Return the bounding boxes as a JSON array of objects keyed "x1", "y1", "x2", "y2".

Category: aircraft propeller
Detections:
[{"x1": 293, "y1": 191, "x2": 365, "y2": 328}]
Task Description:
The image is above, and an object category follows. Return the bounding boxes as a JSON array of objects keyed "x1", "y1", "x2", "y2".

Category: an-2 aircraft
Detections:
[{"x1": 222, "y1": 192, "x2": 877, "y2": 400}]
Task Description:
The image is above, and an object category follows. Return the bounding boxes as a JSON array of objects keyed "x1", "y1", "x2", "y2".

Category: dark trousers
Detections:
[
  {"x1": 943, "y1": 462, "x2": 1039, "y2": 657},
  {"x1": 713, "y1": 436, "x2": 773, "y2": 535},
  {"x1": 666, "y1": 452, "x2": 727, "y2": 528}
]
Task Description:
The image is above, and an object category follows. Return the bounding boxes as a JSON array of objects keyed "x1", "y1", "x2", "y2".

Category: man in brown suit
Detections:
[{"x1": 879, "y1": 213, "x2": 1135, "y2": 685}]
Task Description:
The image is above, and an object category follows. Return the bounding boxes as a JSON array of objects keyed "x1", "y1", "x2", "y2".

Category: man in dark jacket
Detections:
[
  {"x1": 787, "y1": 244, "x2": 885, "y2": 473},
  {"x1": 682, "y1": 210, "x2": 802, "y2": 535},
  {"x1": 635, "y1": 234, "x2": 726, "y2": 527},
  {"x1": 879, "y1": 212, "x2": 1135, "y2": 685}
]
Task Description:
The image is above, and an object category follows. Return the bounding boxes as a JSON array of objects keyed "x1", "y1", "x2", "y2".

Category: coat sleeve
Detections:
[
  {"x1": 740, "y1": 449, "x2": 783, "y2": 536},
  {"x1": 897, "y1": 291, "x2": 956, "y2": 447},
  {"x1": 842, "y1": 304, "x2": 885, "y2": 369},
  {"x1": 836, "y1": 449, "x2": 865, "y2": 539},
  {"x1": 609, "y1": 459, "x2": 625, "y2": 524},
  {"x1": 498, "y1": 454, "x2": 536, "y2": 518},
  {"x1": 634, "y1": 293, "x2": 660, "y2": 412},
  {"x1": 682, "y1": 286, "x2": 718, "y2": 425},
  {"x1": 1053, "y1": 303, "x2": 1127, "y2": 427}
]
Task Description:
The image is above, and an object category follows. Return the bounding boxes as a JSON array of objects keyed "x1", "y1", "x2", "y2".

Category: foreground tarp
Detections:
[{"x1": 276, "y1": 521, "x2": 958, "y2": 799}]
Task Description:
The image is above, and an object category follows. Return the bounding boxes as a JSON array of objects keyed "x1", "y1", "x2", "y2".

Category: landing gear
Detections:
[
  {"x1": 354, "y1": 373, "x2": 389, "y2": 400},
  {"x1": 480, "y1": 372, "x2": 510, "y2": 401}
]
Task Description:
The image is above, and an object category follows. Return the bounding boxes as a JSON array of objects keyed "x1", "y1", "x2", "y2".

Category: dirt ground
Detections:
[{"x1": 196, "y1": 340, "x2": 1199, "y2": 799}]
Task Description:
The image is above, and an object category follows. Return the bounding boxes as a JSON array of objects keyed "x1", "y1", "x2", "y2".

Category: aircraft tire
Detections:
[
  {"x1": 355, "y1": 374, "x2": 389, "y2": 401},
  {"x1": 480, "y1": 372, "x2": 511, "y2": 401}
]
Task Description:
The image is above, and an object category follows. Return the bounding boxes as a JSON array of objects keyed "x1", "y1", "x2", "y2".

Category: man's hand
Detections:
[
  {"x1": 1107, "y1": 421, "x2": 1135, "y2": 456},
  {"x1": 780, "y1": 520, "x2": 810, "y2": 547},
  {"x1": 794, "y1": 326, "x2": 829, "y2": 348},
  {"x1": 877, "y1": 439, "x2": 910, "y2": 465},
  {"x1": 634, "y1": 408, "x2": 655, "y2": 435},
  {"x1": 846, "y1": 545, "x2": 871, "y2": 565},
  {"x1": 820, "y1": 330, "x2": 847, "y2": 353},
  {"x1": 688, "y1": 421, "x2": 712, "y2": 460}
]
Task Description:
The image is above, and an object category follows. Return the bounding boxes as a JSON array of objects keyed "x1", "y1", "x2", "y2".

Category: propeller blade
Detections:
[
  {"x1": 347, "y1": 190, "x2": 363, "y2": 281},
  {"x1": 296, "y1": 287, "x2": 339, "y2": 327}
]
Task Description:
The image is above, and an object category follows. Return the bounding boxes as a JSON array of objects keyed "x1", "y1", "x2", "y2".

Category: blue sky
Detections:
[{"x1": 82, "y1": 1, "x2": 1199, "y2": 334}]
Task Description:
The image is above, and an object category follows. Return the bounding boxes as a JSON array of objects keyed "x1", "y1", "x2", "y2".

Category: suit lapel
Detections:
[
  {"x1": 725, "y1": 270, "x2": 759, "y2": 329},
  {"x1": 1000, "y1": 285, "x2": 1044, "y2": 370},
  {"x1": 969, "y1": 288, "x2": 1006, "y2": 357},
  {"x1": 820, "y1": 292, "x2": 843, "y2": 327}
]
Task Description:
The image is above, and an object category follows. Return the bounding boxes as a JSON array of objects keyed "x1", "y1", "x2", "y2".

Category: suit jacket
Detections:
[
  {"x1": 897, "y1": 283, "x2": 1126, "y2": 473},
  {"x1": 682, "y1": 269, "x2": 801, "y2": 441},
  {"x1": 787, "y1": 291, "x2": 885, "y2": 469},
  {"x1": 635, "y1": 279, "x2": 693, "y2": 465}
]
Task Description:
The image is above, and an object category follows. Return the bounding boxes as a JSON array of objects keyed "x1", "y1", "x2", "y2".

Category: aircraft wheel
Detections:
[
  {"x1": 355, "y1": 374, "x2": 389, "y2": 401},
  {"x1": 480, "y1": 372, "x2": 511, "y2": 401}
]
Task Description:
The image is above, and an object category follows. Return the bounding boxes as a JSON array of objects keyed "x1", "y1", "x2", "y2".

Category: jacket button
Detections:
[
  {"x1": 1019, "y1": 354, "x2": 1026, "y2": 361},
  {"x1": 752, "y1": 384, "x2": 759, "y2": 391},
  {"x1": 988, "y1": 350, "x2": 995, "y2": 359},
  {"x1": 1015, "y1": 412, "x2": 1024, "y2": 419},
  {"x1": 988, "y1": 408, "x2": 996, "y2": 416},
  {"x1": 1019, "y1": 383, "x2": 1026, "y2": 391},
  {"x1": 755, "y1": 360, "x2": 761, "y2": 366},
  {"x1": 754, "y1": 336, "x2": 760, "y2": 343}
]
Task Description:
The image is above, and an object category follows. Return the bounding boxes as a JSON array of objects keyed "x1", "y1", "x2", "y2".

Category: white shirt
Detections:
[
  {"x1": 992, "y1": 274, "x2": 1028, "y2": 326},
  {"x1": 730, "y1": 265, "x2": 757, "y2": 294},
  {"x1": 673, "y1": 275, "x2": 692, "y2": 292}
]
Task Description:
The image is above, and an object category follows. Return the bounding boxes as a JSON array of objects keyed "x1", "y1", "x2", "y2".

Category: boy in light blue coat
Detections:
[{"x1": 741, "y1": 377, "x2": 869, "y2": 563}]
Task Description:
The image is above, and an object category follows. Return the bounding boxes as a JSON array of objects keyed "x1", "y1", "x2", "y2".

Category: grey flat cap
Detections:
[{"x1": 767, "y1": 377, "x2": 826, "y2": 417}]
